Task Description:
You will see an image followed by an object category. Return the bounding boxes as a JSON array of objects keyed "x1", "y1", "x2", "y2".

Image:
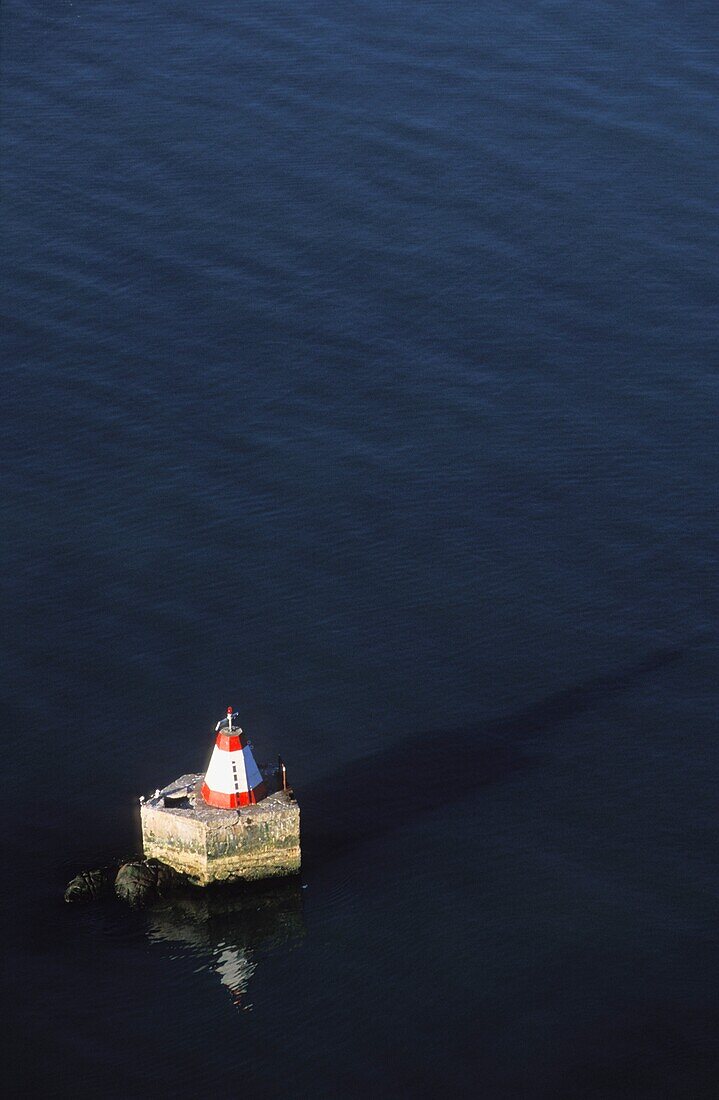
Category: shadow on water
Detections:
[
  {"x1": 145, "y1": 878, "x2": 304, "y2": 1009},
  {"x1": 302, "y1": 646, "x2": 685, "y2": 863}
]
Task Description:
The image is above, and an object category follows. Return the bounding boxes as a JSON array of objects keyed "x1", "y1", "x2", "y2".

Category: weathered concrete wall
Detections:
[{"x1": 140, "y1": 773, "x2": 300, "y2": 886}]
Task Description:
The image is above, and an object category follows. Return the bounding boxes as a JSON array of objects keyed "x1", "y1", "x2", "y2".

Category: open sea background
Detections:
[{"x1": 2, "y1": 1, "x2": 719, "y2": 1095}]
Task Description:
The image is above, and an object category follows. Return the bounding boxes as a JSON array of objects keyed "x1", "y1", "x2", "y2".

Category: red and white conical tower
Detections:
[{"x1": 201, "y1": 707, "x2": 267, "y2": 809}]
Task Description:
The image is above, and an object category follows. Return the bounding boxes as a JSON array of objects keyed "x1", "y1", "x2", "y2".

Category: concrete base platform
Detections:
[{"x1": 140, "y1": 767, "x2": 300, "y2": 886}]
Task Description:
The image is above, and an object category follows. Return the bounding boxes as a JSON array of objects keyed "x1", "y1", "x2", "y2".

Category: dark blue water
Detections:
[{"x1": 3, "y1": 1, "x2": 719, "y2": 1095}]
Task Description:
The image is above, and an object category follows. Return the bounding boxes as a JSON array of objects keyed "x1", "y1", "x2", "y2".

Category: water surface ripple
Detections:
[{"x1": 3, "y1": 1, "x2": 719, "y2": 1096}]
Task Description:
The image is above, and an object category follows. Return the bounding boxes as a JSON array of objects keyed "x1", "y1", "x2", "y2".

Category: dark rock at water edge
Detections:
[
  {"x1": 114, "y1": 859, "x2": 186, "y2": 908},
  {"x1": 63, "y1": 867, "x2": 116, "y2": 904},
  {"x1": 64, "y1": 859, "x2": 188, "y2": 906}
]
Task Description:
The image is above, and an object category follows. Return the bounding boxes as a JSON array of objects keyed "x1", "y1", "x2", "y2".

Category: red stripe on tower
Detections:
[
  {"x1": 199, "y1": 783, "x2": 267, "y2": 809},
  {"x1": 216, "y1": 732, "x2": 247, "y2": 753},
  {"x1": 201, "y1": 707, "x2": 267, "y2": 809}
]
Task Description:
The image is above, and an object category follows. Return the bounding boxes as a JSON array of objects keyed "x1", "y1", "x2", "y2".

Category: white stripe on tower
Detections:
[{"x1": 201, "y1": 709, "x2": 267, "y2": 809}]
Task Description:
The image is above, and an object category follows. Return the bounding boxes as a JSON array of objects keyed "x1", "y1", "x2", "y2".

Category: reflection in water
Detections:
[
  {"x1": 213, "y1": 946, "x2": 256, "y2": 1006},
  {"x1": 145, "y1": 880, "x2": 304, "y2": 1008}
]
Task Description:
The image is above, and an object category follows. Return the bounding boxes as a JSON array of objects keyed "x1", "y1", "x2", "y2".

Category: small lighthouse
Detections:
[
  {"x1": 139, "y1": 707, "x2": 301, "y2": 885},
  {"x1": 202, "y1": 707, "x2": 267, "y2": 809}
]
